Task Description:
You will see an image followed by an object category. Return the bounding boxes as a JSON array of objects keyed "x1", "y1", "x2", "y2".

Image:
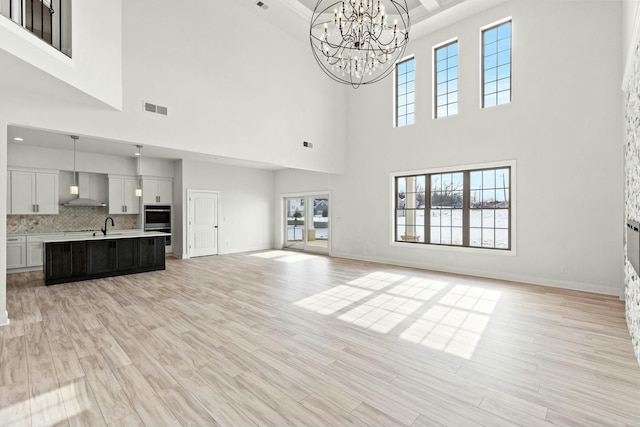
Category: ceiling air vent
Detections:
[
  {"x1": 256, "y1": 1, "x2": 269, "y2": 10},
  {"x1": 143, "y1": 101, "x2": 168, "y2": 116}
]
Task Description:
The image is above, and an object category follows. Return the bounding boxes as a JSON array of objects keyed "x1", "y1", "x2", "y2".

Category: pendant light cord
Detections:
[{"x1": 73, "y1": 139, "x2": 77, "y2": 186}]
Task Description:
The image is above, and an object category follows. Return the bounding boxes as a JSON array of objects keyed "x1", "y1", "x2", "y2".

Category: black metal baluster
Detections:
[{"x1": 58, "y1": 0, "x2": 62, "y2": 51}]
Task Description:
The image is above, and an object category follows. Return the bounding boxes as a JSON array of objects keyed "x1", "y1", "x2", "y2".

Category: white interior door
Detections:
[{"x1": 187, "y1": 190, "x2": 218, "y2": 258}]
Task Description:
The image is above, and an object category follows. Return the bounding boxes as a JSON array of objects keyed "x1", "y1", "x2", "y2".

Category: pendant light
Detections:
[
  {"x1": 70, "y1": 135, "x2": 79, "y2": 195},
  {"x1": 135, "y1": 145, "x2": 142, "y2": 197}
]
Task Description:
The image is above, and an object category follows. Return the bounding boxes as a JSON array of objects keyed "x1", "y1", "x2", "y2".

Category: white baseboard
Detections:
[
  {"x1": 7, "y1": 266, "x2": 43, "y2": 274},
  {"x1": 219, "y1": 244, "x2": 274, "y2": 255},
  {"x1": 331, "y1": 251, "x2": 623, "y2": 298}
]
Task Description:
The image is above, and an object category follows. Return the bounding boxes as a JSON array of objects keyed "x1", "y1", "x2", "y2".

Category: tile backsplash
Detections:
[{"x1": 7, "y1": 206, "x2": 140, "y2": 234}]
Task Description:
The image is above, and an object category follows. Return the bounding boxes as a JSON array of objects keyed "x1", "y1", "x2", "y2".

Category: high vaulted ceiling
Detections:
[
  {"x1": 238, "y1": 0, "x2": 509, "y2": 42},
  {"x1": 295, "y1": 0, "x2": 469, "y2": 25}
]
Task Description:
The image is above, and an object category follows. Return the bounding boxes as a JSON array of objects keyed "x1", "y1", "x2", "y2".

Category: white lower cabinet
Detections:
[
  {"x1": 27, "y1": 242, "x2": 42, "y2": 267},
  {"x1": 7, "y1": 236, "x2": 26, "y2": 269},
  {"x1": 7, "y1": 234, "x2": 65, "y2": 270}
]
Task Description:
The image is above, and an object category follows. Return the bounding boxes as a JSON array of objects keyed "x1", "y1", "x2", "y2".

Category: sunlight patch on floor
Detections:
[
  {"x1": 400, "y1": 286, "x2": 500, "y2": 359},
  {"x1": 338, "y1": 294, "x2": 423, "y2": 333},
  {"x1": 250, "y1": 251, "x2": 320, "y2": 263},
  {"x1": 0, "y1": 383, "x2": 84, "y2": 427},
  {"x1": 293, "y1": 270, "x2": 501, "y2": 360},
  {"x1": 388, "y1": 277, "x2": 449, "y2": 301},
  {"x1": 276, "y1": 253, "x2": 320, "y2": 263},
  {"x1": 294, "y1": 285, "x2": 373, "y2": 315},
  {"x1": 347, "y1": 271, "x2": 406, "y2": 290},
  {"x1": 250, "y1": 250, "x2": 291, "y2": 259}
]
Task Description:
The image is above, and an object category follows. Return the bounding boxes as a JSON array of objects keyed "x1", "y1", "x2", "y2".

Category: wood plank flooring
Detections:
[{"x1": 2, "y1": 250, "x2": 640, "y2": 426}]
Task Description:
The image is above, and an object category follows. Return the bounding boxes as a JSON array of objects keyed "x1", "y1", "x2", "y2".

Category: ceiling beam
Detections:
[{"x1": 419, "y1": 0, "x2": 441, "y2": 12}]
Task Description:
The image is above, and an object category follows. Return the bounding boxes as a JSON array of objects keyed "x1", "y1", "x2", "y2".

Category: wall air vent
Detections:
[
  {"x1": 256, "y1": 1, "x2": 269, "y2": 10},
  {"x1": 143, "y1": 101, "x2": 168, "y2": 116},
  {"x1": 144, "y1": 102, "x2": 157, "y2": 113}
]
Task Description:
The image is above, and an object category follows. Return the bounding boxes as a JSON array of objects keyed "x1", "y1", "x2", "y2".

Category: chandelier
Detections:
[{"x1": 310, "y1": 0, "x2": 410, "y2": 88}]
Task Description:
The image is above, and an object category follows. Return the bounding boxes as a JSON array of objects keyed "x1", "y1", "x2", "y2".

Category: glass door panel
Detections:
[
  {"x1": 284, "y1": 198, "x2": 305, "y2": 249},
  {"x1": 307, "y1": 197, "x2": 329, "y2": 252}
]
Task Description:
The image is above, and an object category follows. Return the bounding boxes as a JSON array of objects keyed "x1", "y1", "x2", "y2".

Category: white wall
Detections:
[
  {"x1": 624, "y1": 0, "x2": 640, "y2": 66},
  {"x1": 116, "y1": 0, "x2": 347, "y2": 173},
  {"x1": 180, "y1": 160, "x2": 275, "y2": 257},
  {"x1": 275, "y1": 169, "x2": 333, "y2": 195},
  {"x1": 0, "y1": 123, "x2": 6, "y2": 325},
  {"x1": 275, "y1": 0, "x2": 624, "y2": 296},
  {"x1": 0, "y1": 0, "x2": 122, "y2": 109}
]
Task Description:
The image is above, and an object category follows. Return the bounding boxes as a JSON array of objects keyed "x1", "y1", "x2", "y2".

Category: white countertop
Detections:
[{"x1": 42, "y1": 231, "x2": 171, "y2": 243}]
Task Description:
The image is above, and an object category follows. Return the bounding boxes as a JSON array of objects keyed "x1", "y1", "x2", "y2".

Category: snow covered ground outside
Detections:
[{"x1": 396, "y1": 209, "x2": 509, "y2": 248}]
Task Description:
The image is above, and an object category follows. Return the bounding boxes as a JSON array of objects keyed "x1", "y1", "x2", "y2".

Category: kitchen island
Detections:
[{"x1": 44, "y1": 231, "x2": 169, "y2": 285}]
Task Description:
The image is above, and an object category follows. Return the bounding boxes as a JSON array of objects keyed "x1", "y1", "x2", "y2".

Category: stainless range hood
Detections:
[{"x1": 64, "y1": 172, "x2": 107, "y2": 207}]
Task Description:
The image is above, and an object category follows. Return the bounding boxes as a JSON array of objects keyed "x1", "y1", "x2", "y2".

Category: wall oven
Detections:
[{"x1": 144, "y1": 205, "x2": 171, "y2": 247}]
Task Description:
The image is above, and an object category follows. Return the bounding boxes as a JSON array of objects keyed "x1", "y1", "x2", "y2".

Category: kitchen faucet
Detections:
[{"x1": 101, "y1": 217, "x2": 115, "y2": 236}]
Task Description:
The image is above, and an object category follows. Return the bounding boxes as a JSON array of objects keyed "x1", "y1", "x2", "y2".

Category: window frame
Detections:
[
  {"x1": 481, "y1": 17, "x2": 512, "y2": 109},
  {"x1": 393, "y1": 55, "x2": 416, "y2": 128},
  {"x1": 433, "y1": 38, "x2": 459, "y2": 119},
  {"x1": 390, "y1": 160, "x2": 516, "y2": 255}
]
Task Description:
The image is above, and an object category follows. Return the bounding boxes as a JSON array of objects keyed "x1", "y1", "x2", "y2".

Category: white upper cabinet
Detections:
[
  {"x1": 8, "y1": 168, "x2": 59, "y2": 215},
  {"x1": 143, "y1": 178, "x2": 173, "y2": 205},
  {"x1": 108, "y1": 176, "x2": 140, "y2": 214}
]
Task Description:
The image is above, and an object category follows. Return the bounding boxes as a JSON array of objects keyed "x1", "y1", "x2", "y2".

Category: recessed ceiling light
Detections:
[{"x1": 13, "y1": 137, "x2": 23, "y2": 141}]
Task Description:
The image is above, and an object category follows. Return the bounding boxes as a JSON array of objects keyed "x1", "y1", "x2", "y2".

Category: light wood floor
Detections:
[{"x1": 2, "y1": 250, "x2": 640, "y2": 427}]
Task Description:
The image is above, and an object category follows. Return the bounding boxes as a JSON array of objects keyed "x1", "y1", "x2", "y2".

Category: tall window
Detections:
[
  {"x1": 395, "y1": 58, "x2": 415, "y2": 127},
  {"x1": 434, "y1": 41, "x2": 458, "y2": 118},
  {"x1": 482, "y1": 20, "x2": 511, "y2": 108},
  {"x1": 395, "y1": 165, "x2": 511, "y2": 250}
]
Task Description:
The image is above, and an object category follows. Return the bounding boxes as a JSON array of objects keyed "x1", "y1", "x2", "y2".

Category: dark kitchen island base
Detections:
[{"x1": 44, "y1": 235, "x2": 166, "y2": 286}]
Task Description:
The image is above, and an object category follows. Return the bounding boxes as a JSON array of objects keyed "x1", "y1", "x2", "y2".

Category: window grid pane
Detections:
[
  {"x1": 482, "y1": 21, "x2": 511, "y2": 108},
  {"x1": 468, "y1": 167, "x2": 510, "y2": 249},
  {"x1": 395, "y1": 167, "x2": 511, "y2": 250},
  {"x1": 434, "y1": 41, "x2": 459, "y2": 118},
  {"x1": 395, "y1": 175, "x2": 426, "y2": 243},
  {"x1": 396, "y1": 58, "x2": 415, "y2": 127}
]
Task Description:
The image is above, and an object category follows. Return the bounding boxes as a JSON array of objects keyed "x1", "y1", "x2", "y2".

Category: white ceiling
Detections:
[{"x1": 290, "y1": 0, "x2": 469, "y2": 25}]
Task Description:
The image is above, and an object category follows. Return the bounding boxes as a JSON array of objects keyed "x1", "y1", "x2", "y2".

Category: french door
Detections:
[{"x1": 284, "y1": 195, "x2": 329, "y2": 253}]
